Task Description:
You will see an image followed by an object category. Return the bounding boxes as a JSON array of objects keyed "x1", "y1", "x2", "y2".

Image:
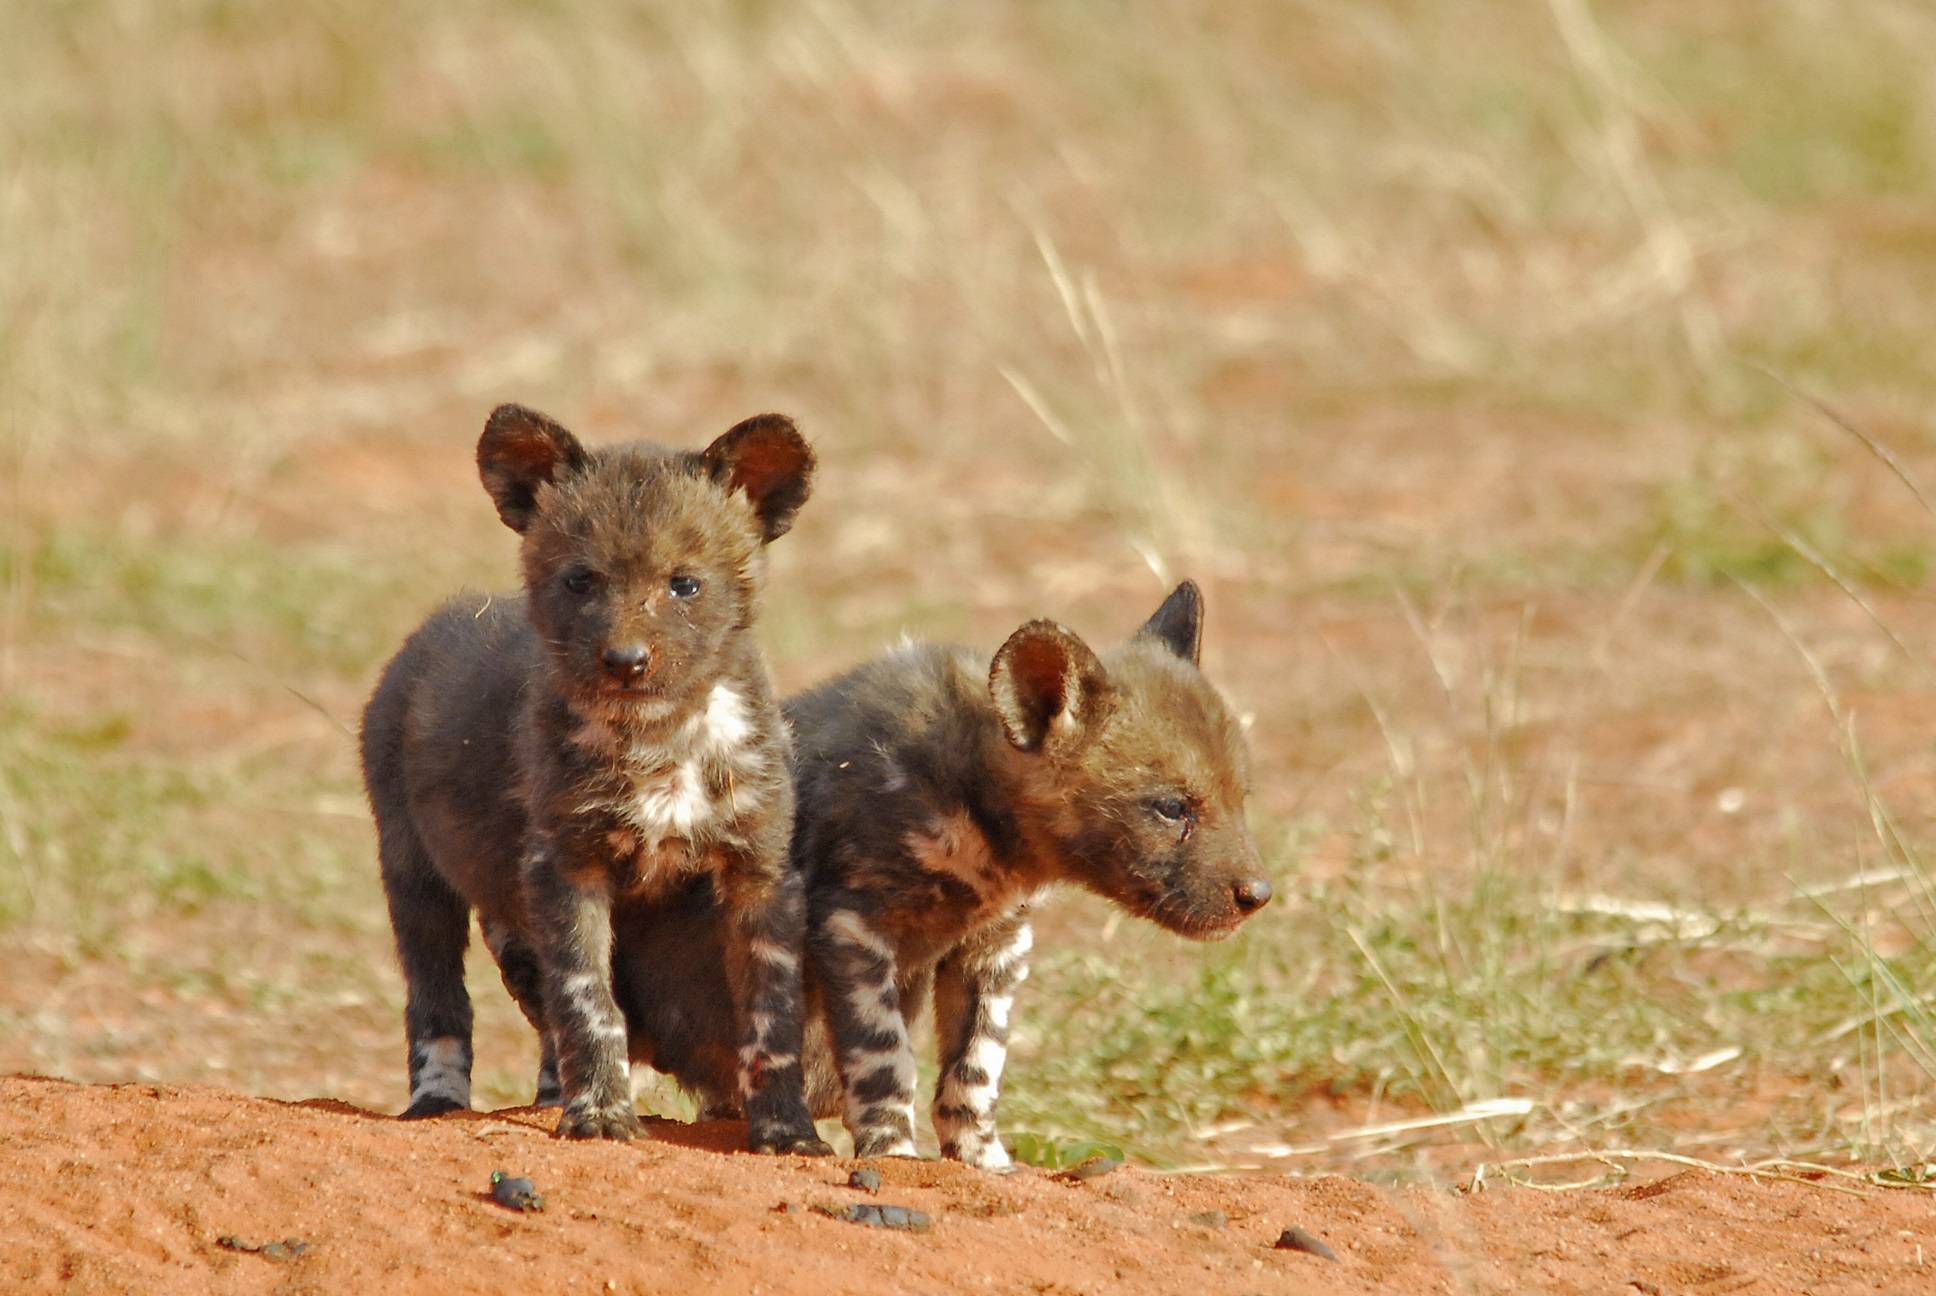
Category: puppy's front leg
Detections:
[
  {"x1": 525, "y1": 845, "x2": 638, "y2": 1140},
  {"x1": 816, "y1": 904, "x2": 919, "y2": 1157},
  {"x1": 933, "y1": 913, "x2": 1031, "y2": 1171},
  {"x1": 718, "y1": 860, "x2": 830, "y2": 1156}
]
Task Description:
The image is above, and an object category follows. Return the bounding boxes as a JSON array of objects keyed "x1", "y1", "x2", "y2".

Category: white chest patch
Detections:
[{"x1": 614, "y1": 683, "x2": 764, "y2": 841}]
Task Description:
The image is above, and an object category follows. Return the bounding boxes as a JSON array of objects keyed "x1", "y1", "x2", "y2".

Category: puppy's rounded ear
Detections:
[
  {"x1": 989, "y1": 620, "x2": 1113, "y2": 754},
  {"x1": 702, "y1": 413, "x2": 815, "y2": 543},
  {"x1": 477, "y1": 405, "x2": 590, "y2": 533},
  {"x1": 1133, "y1": 580, "x2": 1204, "y2": 665}
]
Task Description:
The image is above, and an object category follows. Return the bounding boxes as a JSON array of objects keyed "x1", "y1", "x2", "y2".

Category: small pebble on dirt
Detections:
[
  {"x1": 216, "y1": 1235, "x2": 309, "y2": 1262},
  {"x1": 1056, "y1": 1155, "x2": 1123, "y2": 1183},
  {"x1": 1274, "y1": 1226, "x2": 1337, "y2": 1261},
  {"x1": 490, "y1": 1171, "x2": 545, "y2": 1213},
  {"x1": 816, "y1": 1202, "x2": 934, "y2": 1232},
  {"x1": 1186, "y1": 1210, "x2": 1229, "y2": 1230},
  {"x1": 849, "y1": 1167, "x2": 882, "y2": 1194}
]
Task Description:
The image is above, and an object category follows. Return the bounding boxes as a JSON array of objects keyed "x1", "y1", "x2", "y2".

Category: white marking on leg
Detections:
[
  {"x1": 846, "y1": 1044, "x2": 919, "y2": 1094},
  {"x1": 749, "y1": 937, "x2": 798, "y2": 971},
  {"x1": 840, "y1": 986, "x2": 918, "y2": 1151},
  {"x1": 967, "y1": 1035, "x2": 1006, "y2": 1080},
  {"x1": 949, "y1": 1130, "x2": 1011, "y2": 1171},
  {"x1": 940, "y1": 1034, "x2": 1006, "y2": 1114},
  {"x1": 737, "y1": 1044, "x2": 800, "y2": 1097},
  {"x1": 986, "y1": 923, "x2": 1033, "y2": 983},
  {"x1": 845, "y1": 982, "x2": 903, "y2": 1033},
  {"x1": 936, "y1": 1033, "x2": 1010, "y2": 1171},
  {"x1": 1008, "y1": 924, "x2": 1033, "y2": 960},
  {"x1": 410, "y1": 1036, "x2": 471, "y2": 1108},
  {"x1": 825, "y1": 910, "x2": 894, "y2": 962}
]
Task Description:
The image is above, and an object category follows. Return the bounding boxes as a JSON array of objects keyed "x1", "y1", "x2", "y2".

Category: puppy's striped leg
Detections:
[
  {"x1": 523, "y1": 848, "x2": 638, "y2": 1140},
  {"x1": 720, "y1": 864, "x2": 830, "y2": 1155},
  {"x1": 816, "y1": 905, "x2": 918, "y2": 1158},
  {"x1": 932, "y1": 913, "x2": 1032, "y2": 1171}
]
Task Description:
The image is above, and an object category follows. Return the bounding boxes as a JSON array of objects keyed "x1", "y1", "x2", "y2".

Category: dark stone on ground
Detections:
[
  {"x1": 1056, "y1": 1155, "x2": 1123, "y2": 1183},
  {"x1": 490, "y1": 1171, "x2": 545, "y2": 1212},
  {"x1": 848, "y1": 1167, "x2": 882, "y2": 1194},
  {"x1": 817, "y1": 1202, "x2": 934, "y2": 1232},
  {"x1": 1274, "y1": 1226, "x2": 1337, "y2": 1260}
]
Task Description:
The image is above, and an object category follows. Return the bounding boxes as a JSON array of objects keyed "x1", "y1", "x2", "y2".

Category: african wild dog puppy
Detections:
[
  {"x1": 607, "y1": 581, "x2": 1272, "y2": 1168},
  {"x1": 359, "y1": 404, "x2": 830, "y2": 1154}
]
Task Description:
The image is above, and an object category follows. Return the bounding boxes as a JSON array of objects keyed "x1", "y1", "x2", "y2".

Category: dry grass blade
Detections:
[
  {"x1": 1476, "y1": 1149, "x2": 1910, "y2": 1198},
  {"x1": 1725, "y1": 489, "x2": 1926, "y2": 673},
  {"x1": 1345, "y1": 926, "x2": 1465, "y2": 1112},
  {"x1": 1330, "y1": 1098, "x2": 1535, "y2": 1142},
  {"x1": 1753, "y1": 362, "x2": 1936, "y2": 521}
]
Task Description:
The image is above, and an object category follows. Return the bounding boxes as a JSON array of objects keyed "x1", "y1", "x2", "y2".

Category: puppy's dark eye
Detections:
[
  {"x1": 562, "y1": 566, "x2": 598, "y2": 595},
  {"x1": 668, "y1": 574, "x2": 702, "y2": 599},
  {"x1": 1149, "y1": 797, "x2": 1190, "y2": 823}
]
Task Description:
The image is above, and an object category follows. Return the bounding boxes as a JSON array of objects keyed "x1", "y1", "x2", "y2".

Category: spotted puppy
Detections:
[
  {"x1": 360, "y1": 404, "x2": 828, "y2": 1154},
  {"x1": 611, "y1": 581, "x2": 1272, "y2": 1168}
]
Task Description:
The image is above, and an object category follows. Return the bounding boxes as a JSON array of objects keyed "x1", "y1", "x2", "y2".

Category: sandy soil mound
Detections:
[{"x1": 2, "y1": 1074, "x2": 1930, "y2": 1295}]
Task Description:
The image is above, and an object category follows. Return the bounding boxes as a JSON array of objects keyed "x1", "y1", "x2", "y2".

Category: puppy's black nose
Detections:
[
  {"x1": 1232, "y1": 877, "x2": 1272, "y2": 914},
  {"x1": 601, "y1": 644, "x2": 651, "y2": 683}
]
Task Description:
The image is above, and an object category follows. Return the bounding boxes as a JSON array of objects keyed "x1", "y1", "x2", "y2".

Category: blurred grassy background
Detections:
[{"x1": 6, "y1": 0, "x2": 1936, "y2": 1179}]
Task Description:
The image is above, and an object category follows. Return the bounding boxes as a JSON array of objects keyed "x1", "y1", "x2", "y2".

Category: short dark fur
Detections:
[
  {"x1": 608, "y1": 582, "x2": 1271, "y2": 1167},
  {"x1": 360, "y1": 404, "x2": 828, "y2": 1153}
]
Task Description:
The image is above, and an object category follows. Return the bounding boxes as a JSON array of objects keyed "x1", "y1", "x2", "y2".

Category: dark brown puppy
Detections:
[
  {"x1": 360, "y1": 404, "x2": 828, "y2": 1153},
  {"x1": 609, "y1": 582, "x2": 1271, "y2": 1168}
]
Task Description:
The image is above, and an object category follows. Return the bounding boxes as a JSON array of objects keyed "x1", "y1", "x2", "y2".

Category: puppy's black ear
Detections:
[
  {"x1": 1134, "y1": 580, "x2": 1204, "y2": 665},
  {"x1": 990, "y1": 620, "x2": 1113, "y2": 755},
  {"x1": 476, "y1": 405, "x2": 590, "y2": 533},
  {"x1": 702, "y1": 413, "x2": 816, "y2": 543}
]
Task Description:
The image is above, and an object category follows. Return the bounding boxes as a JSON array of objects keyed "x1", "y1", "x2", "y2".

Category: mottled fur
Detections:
[
  {"x1": 609, "y1": 582, "x2": 1271, "y2": 1167},
  {"x1": 360, "y1": 404, "x2": 827, "y2": 1153}
]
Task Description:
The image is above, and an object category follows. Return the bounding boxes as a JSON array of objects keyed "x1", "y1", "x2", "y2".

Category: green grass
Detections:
[
  {"x1": 0, "y1": 698, "x2": 368, "y2": 940},
  {"x1": 6, "y1": 524, "x2": 419, "y2": 678},
  {"x1": 1002, "y1": 815, "x2": 1936, "y2": 1173},
  {"x1": 1648, "y1": 469, "x2": 1936, "y2": 591}
]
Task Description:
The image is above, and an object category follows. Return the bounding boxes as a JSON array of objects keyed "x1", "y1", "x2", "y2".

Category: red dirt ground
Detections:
[{"x1": 3, "y1": 1076, "x2": 1931, "y2": 1295}]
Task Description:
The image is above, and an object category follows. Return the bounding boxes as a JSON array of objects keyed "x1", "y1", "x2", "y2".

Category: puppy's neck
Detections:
[{"x1": 562, "y1": 673, "x2": 709, "y2": 755}]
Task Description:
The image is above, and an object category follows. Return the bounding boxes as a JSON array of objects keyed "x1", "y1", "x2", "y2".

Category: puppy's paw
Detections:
[
  {"x1": 750, "y1": 1125, "x2": 834, "y2": 1157},
  {"x1": 941, "y1": 1136, "x2": 1013, "y2": 1173},
  {"x1": 852, "y1": 1129, "x2": 920, "y2": 1159},
  {"x1": 400, "y1": 1096, "x2": 468, "y2": 1120},
  {"x1": 556, "y1": 1101, "x2": 642, "y2": 1141}
]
